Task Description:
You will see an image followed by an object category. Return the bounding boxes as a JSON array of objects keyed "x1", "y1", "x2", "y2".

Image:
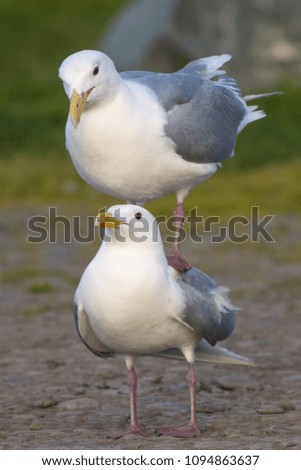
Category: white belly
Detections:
[
  {"x1": 66, "y1": 82, "x2": 217, "y2": 202},
  {"x1": 77, "y1": 257, "x2": 198, "y2": 355}
]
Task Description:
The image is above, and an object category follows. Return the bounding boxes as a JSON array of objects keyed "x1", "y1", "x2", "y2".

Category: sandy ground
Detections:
[{"x1": 0, "y1": 206, "x2": 300, "y2": 450}]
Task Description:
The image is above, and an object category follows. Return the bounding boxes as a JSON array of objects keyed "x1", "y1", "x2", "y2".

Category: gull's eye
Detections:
[
  {"x1": 93, "y1": 66, "x2": 99, "y2": 76},
  {"x1": 134, "y1": 212, "x2": 142, "y2": 220}
]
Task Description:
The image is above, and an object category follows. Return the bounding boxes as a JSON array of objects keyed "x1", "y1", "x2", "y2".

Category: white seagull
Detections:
[
  {"x1": 74, "y1": 204, "x2": 253, "y2": 438},
  {"x1": 59, "y1": 50, "x2": 276, "y2": 270}
]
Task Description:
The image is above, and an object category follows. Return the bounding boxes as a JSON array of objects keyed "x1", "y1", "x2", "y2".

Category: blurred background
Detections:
[{"x1": 0, "y1": 0, "x2": 300, "y2": 215}]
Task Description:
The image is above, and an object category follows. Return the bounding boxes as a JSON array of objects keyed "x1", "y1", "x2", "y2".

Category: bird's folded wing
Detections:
[
  {"x1": 73, "y1": 301, "x2": 115, "y2": 358},
  {"x1": 122, "y1": 55, "x2": 247, "y2": 163},
  {"x1": 178, "y1": 266, "x2": 217, "y2": 292},
  {"x1": 194, "y1": 339, "x2": 254, "y2": 366},
  {"x1": 164, "y1": 80, "x2": 246, "y2": 163},
  {"x1": 121, "y1": 54, "x2": 232, "y2": 110},
  {"x1": 176, "y1": 267, "x2": 237, "y2": 346},
  {"x1": 150, "y1": 339, "x2": 254, "y2": 366}
]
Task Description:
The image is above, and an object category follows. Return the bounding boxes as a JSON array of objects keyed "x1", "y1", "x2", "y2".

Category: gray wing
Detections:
[
  {"x1": 73, "y1": 301, "x2": 115, "y2": 359},
  {"x1": 179, "y1": 265, "x2": 217, "y2": 292},
  {"x1": 148, "y1": 340, "x2": 254, "y2": 366},
  {"x1": 177, "y1": 267, "x2": 237, "y2": 346},
  {"x1": 121, "y1": 55, "x2": 247, "y2": 163}
]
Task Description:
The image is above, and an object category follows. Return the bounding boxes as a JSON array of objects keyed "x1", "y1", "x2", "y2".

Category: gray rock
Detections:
[
  {"x1": 197, "y1": 403, "x2": 227, "y2": 413},
  {"x1": 279, "y1": 401, "x2": 296, "y2": 411},
  {"x1": 100, "y1": 0, "x2": 180, "y2": 71},
  {"x1": 74, "y1": 386, "x2": 86, "y2": 396},
  {"x1": 99, "y1": 0, "x2": 301, "y2": 87},
  {"x1": 257, "y1": 406, "x2": 285, "y2": 415},
  {"x1": 57, "y1": 398, "x2": 98, "y2": 411},
  {"x1": 29, "y1": 396, "x2": 58, "y2": 409},
  {"x1": 46, "y1": 359, "x2": 64, "y2": 369},
  {"x1": 215, "y1": 375, "x2": 258, "y2": 391},
  {"x1": 30, "y1": 420, "x2": 43, "y2": 430},
  {"x1": 272, "y1": 440, "x2": 298, "y2": 449}
]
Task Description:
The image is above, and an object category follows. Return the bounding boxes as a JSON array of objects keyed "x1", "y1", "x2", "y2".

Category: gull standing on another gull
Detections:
[
  {"x1": 74, "y1": 204, "x2": 253, "y2": 438},
  {"x1": 59, "y1": 50, "x2": 277, "y2": 271}
]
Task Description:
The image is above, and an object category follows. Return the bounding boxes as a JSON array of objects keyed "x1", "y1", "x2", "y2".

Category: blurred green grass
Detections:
[
  {"x1": 1, "y1": 0, "x2": 300, "y2": 215},
  {"x1": 0, "y1": 0, "x2": 124, "y2": 159}
]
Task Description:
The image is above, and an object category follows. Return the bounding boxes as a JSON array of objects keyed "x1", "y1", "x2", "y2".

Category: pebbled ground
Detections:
[{"x1": 0, "y1": 206, "x2": 300, "y2": 450}]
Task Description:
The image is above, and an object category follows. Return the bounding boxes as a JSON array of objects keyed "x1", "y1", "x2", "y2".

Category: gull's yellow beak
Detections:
[
  {"x1": 69, "y1": 89, "x2": 92, "y2": 128},
  {"x1": 96, "y1": 212, "x2": 127, "y2": 229}
]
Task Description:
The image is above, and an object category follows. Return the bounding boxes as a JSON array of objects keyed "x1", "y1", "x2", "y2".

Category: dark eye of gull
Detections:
[
  {"x1": 93, "y1": 66, "x2": 99, "y2": 76},
  {"x1": 134, "y1": 212, "x2": 142, "y2": 220}
]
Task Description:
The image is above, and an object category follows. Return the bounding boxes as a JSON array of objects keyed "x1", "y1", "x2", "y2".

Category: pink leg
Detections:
[
  {"x1": 110, "y1": 367, "x2": 146, "y2": 439},
  {"x1": 156, "y1": 363, "x2": 201, "y2": 438},
  {"x1": 167, "y1": 203, "x2": 192, "y2": 272}
]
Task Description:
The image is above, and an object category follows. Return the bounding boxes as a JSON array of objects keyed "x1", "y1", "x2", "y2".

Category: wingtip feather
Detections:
[
  {"x1": 243, "y1": 91, "x2": 283, "y2": 102},
  {"x1": 195, "y1": 341, "x2": 255, "y2": 367}
]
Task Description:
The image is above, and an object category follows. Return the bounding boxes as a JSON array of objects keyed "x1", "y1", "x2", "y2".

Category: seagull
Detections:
[
  {"x1": 59, "y1": 50, "x2": 276, "y2": 271},
  {"x1": 74, "y1": 204, "x2": 253, "y2": 438}
]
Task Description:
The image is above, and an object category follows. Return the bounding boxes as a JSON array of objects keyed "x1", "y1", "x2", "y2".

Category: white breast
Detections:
[
  {"x1": 76, "y1": 248, "x2": 198, "y2": 354},
  {"x1": 66, "y1": 81, "x2": 217, "y2": 202}
]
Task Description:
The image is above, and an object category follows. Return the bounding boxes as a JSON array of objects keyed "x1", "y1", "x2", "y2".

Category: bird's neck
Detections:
[{"x1": 97, "y1": 240, "x2": 169, "y2": 277}]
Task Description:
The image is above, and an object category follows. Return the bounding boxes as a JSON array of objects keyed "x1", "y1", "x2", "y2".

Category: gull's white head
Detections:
[
  {"x1": 58, "y1": 50, "x2": 120, "y2": 127},
  {"x1": 96, "y1": 205, "x2": 163, "y2": 250}
]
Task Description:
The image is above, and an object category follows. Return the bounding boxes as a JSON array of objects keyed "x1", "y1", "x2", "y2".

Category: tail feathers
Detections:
[
  {"x1": 195, "y1": 340, "x2": 255, "y2": 366},
  {"x1": 217, "y1": 76, "x2": 242, "y2": 96},
  {"x1": 150, "y1": 340, "x2": 254, "y2": 367},
  {"x1": 243, "y1": 91, "x2": 283, "y2": 102},
  {"x1": 200, "y1": 54, "x2": 232, "y2": 79},
  {"x1": 211, "y1": 286, "x2": 240, "y2": 314},
  {"x1": 237, "y1": 91, "x2": 282, "y2": 133},
  {"x1": 238, "y1": 107, "x2": 266, "y2": 133},
  {"x1": 182, "y1": 54, "x2": 231, "y2": 79}
]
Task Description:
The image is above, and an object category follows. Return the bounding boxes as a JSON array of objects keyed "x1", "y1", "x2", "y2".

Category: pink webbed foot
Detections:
[
  {"x1": 109, "y1": 423, "x2": 147, "y2": 439},
  {"x1": 167, "y1": 251, "x2": 192, "y2": 272},
  {"x1": 156, "y1": 422, "x2": 201, "y2": 438},
  {"x1": 156, "y1": 364, "x2": 200, "y2": 438}
]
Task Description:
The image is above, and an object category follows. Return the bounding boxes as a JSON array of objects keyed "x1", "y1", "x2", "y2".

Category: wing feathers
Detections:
[
  {"x1": 123, "y1": 54, "x2": 265, "y2": 164},
  {"x1": 178, "y1": 268, "x2": 237, "y2": 346},
  {"x1": 73, "y1": 302, "x2": 115, "y2": 359}
]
